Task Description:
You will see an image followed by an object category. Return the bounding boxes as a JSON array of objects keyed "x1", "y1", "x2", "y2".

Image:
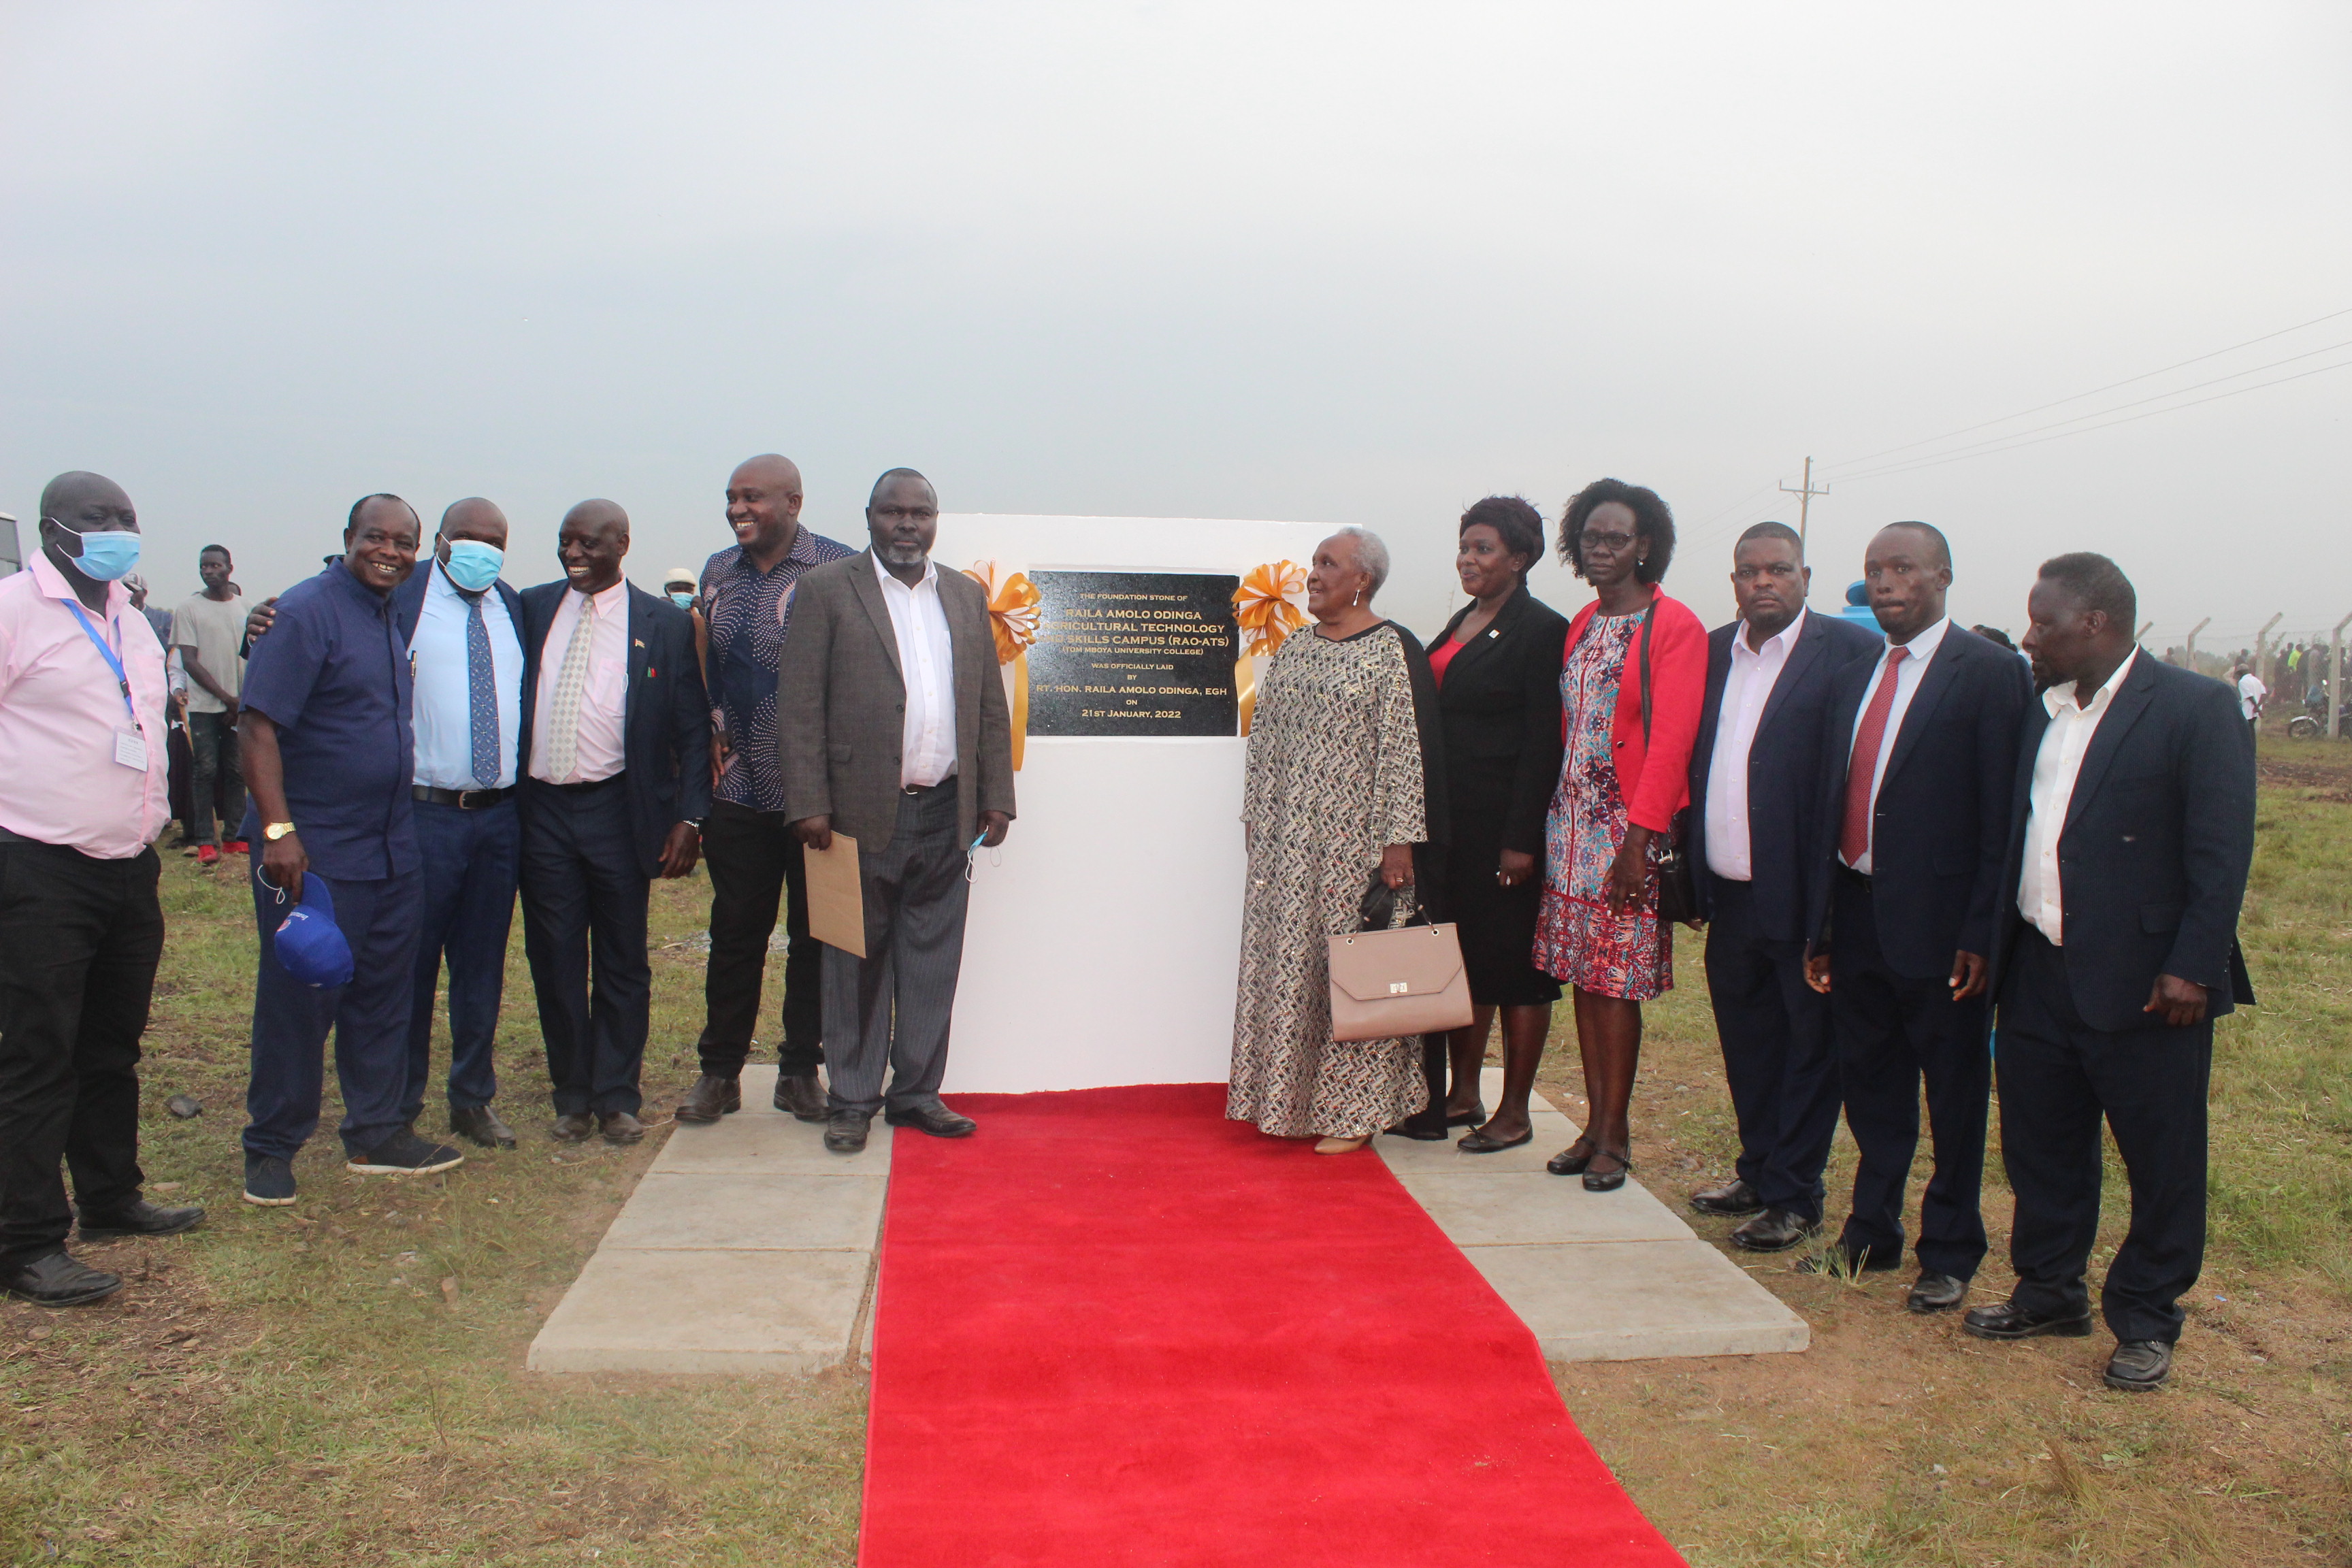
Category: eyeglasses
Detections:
[{"x1": 1579, "y1": 529, "x2": 1637, "y2": 554}]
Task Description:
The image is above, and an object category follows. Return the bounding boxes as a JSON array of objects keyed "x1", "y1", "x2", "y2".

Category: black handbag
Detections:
[{"x1": 1637, "y1": 600, "x2": 1700, "y2": 926}]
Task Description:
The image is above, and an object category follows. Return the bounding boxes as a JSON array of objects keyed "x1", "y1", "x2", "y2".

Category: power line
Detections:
[
  {"x1": 1830, "y1": 336, "x2": 2352, "y2": 483},
  {"x1": 1823, "y1": 304, "x2": 2352, "y2": 472},
  {"x1": 1831, "y1": 355, "x2": 2352, "y2": 486}
]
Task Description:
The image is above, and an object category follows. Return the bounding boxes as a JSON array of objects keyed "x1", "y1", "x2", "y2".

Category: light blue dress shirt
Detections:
[{"x1": 408, "y1": 561, "x2": 524, "y2": 791}]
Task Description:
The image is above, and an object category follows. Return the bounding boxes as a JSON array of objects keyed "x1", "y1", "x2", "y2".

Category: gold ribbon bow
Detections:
[
  {"x1": 1232, "y1": 560, "x2": 1307, "y2": 736},
  {"x1": 963, "y1": 561, "x2": 1042, "y2": 770}
]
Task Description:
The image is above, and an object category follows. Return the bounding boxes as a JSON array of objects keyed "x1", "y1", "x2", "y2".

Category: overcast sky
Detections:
[{"x1": 4, "y1": 1, "x2": 2347, "y2": 649}]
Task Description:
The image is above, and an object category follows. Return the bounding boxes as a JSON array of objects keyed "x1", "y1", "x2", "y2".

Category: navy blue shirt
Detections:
[
  {"x1": 239, "y1": 564, "x2": 418, "y2": 879},
  {"x1": 699, "y1": 527, "x2": 855, "y2": 812}
]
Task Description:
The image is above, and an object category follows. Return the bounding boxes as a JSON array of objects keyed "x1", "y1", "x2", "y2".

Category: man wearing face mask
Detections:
[
  {"x1": 1, "y1": 472, "x2": 202, "y2": 1307},
  {"x1": 674, "y1": 455, "x2": 854, "y2": 1128},
  {"x1": 244, "y1": 500, "x2": 532, "y2": 1150}
]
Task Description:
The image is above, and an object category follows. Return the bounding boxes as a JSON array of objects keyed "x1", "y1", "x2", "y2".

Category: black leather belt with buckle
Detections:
[{"x1": 412, "y1": 785, "x2": 513, "y2": 809}]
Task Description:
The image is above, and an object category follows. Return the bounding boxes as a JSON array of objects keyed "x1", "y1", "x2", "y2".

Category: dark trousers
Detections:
[
  {"x1": 244, "y1": 859, "x2": 421, "y2": 1160},
  {"x1": 1829, "y1": 871, "x2": 1991, "y2": 1277},
  {"x1": 519, "y1": 778, "x2": 649, "y2": 1116},
  {"x1": 823, "y1": 783, "x2": 970, "y2": 1117},
  {"x1": 696, "y1": 799, "x2": 823, "y2": 1078},
  {"x1": 186, "y1": 709, "x2": 244, "y2": 846},
  {"x1": 1704, "y1": 875, "x2": 1841, "y2": 1220},
  {"x1": 0, "y1": 840, "x2": 161, "y2": 1269},
  {"x1": 402, "y1": 798, "x2": 520, "y2": 1121},
  {"x1": 1996, "y1": 928, "x2": 2210, "y2": 1343},
  {"x1": 166, "y1": 717, "x2": 194, "y2": 839}
]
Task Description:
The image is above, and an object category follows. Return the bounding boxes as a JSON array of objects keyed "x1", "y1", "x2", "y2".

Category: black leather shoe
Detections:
[
  {"x1": 1458, "y1": 1123, "x2": 1533, "y2": 1154},
  {"x1": 823, "y1": 1110, "x2": 872, "y2": 1154},
  {"x1": 1799, "y1": 1241, "x2": 1904, "y2": 1275},
  {"x1": 773, "y1": 1072, "x2": 828, "y2": 1122},
  {"x1": 2, "y1": 1250, "x2": 123, "y2": 1307},
  {"x1": 1729, "y1": 1208, "x2": 1821, "y2": 1252},
  {"x1": 1386, "y1": 1109, "x2": 1449, "y2": 1141},
  {"x1": 675, "y1": 1075, "x2": 741, "y2": 1124},
  {"x1": 1690, "y1": 1178, "x2": 1765, "y2": 1218},
  {"x1": 1444, "y1": 1102, "x2": 1487, "y2": 1129},
  {"x1": 76, "y1": 1199, "x2": 206, "y2": 1241},
  {"x1": 450, "y1": 1104, "x2": 518, "y2": 1149},
  {"x1": 2104, "y1": 1339, "x2": 2173, "y2": 1391},
  {"x1": 1546, "y1": 1139, "x2": 1596, "y2": 1176},
  {"x1": 885, "y1": 1102, "x2": 977, "y2": 1139},
  {"x1": 550, "y1": 1112, "x2": 596, "y2": 1143},
  {"x1": 1961, "y1": 1298, "x2": 2094, "y2": 1340},
  {"x1": 1582, "y1": 1148, "x2": 1632, "y2": 1193},
  {"x1": 1907, "y1": 1271, "x2": 1969, "y2": 1313},
  {"x1": 598, "y1": 1111, "x2": 646, "y2": 1145}
]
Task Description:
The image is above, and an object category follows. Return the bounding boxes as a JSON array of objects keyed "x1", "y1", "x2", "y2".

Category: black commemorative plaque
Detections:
[{"x1": 1024, "y1": 570, "x2": 1241, "y2": 737}]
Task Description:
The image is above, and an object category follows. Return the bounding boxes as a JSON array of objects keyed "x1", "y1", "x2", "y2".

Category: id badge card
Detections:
[{"x1": 114, "y1": 728, "x2": 150, "y2": 772}]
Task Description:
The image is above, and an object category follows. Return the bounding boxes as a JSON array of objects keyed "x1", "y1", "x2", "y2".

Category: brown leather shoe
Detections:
[
  {"x1": 772, "y1": 1071, "x2": 828, "y2": 1122},
  {"x1": 550, "y1": 1112, "x2": 595, "y2": 1143},
  {"x1": 599, "y1": 1111, "x2": 646, "y2": 1145},
  {"x1": 675, "y1": 1075, "x2": 741, "y2": 1124}
]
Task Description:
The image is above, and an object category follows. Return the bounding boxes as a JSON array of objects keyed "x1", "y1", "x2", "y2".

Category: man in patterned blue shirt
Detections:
[{"x1": 675, "y1": 455, "x2": 855, "y2": 1126}]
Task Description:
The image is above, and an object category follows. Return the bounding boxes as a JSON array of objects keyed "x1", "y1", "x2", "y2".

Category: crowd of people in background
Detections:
[{"x1": 1, "y1": 464, "x2": 2258, "y2": 1396}]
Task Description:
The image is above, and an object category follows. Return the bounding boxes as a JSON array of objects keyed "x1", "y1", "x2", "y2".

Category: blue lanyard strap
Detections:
[{"x1": 63, "y1": 601, "x2": 139, "y2": 721}]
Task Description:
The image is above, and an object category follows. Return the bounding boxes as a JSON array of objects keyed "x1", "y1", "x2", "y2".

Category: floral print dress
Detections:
[{"x1": 1531, "y1": 610, "x2": 1673, "y2": 1000}]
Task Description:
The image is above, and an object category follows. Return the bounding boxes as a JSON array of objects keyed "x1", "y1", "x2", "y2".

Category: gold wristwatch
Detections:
[{"x1": 264, "y1": 821, "x2": 299, "y2": 841}]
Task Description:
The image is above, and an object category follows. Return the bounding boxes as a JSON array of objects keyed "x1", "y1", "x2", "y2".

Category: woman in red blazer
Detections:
[{"x1": 1530, "y1": 479, "x2": 1708, "y2": 1190}]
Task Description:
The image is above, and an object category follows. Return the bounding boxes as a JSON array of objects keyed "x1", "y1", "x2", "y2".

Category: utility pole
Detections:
[
  {"x1": 2332, "y1": 611, "x2": 2352, "y2": 740},
  {"x1": 1780, "y1": 457, "x2": 1829, "y2": 547},
  {"x1": 2185, "y1": 617, "x2": 2211, "y2": 672},
  {"x1": 2134, "y1": 620, "x2": 2153, "y2": 645}
]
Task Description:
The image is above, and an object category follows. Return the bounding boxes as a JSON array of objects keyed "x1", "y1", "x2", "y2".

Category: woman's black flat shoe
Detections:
[
  {"x1": 1546, "y1": 1141, "x2": 1595, "y2": 1176},
  {"x1": 1445, "y1": 1102, "x2": 1488, "y2": 1128},
  {"x1": 1459, "y1": 1125, "x2": 1533, "y2": 1154},
  {"x1": 1582, "y1": 1149, "x2": 1633, "y2": 1193}
]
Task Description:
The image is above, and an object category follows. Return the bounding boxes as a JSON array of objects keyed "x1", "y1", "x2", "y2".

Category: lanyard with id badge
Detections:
[{"x1": 65, "y1": 600, "x2": 151, "y2": 772}]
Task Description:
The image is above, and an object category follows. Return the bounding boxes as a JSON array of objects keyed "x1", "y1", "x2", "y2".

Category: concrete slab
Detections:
[
  {"x1": 527, "y1": 1064, "x2": 890, "y2": 1376},
  {"x1": 1375, "y1": 1067, "x2": 1808, "y2": 1362},
  {"x1": 527, "y1": 1247, "x2": 874, "y2": 1374},
  {"x1": 1467, "y1": 1240, "x2": 1810, "y2": 1361},
  {"x1": 600, "y1": 1173, "x2": 887, "y2": 1252}
]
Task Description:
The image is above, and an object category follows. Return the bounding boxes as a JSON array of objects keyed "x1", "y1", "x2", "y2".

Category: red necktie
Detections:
[{"x1": 1840, "y1": 647, "x2": 1908, "y2": 867}]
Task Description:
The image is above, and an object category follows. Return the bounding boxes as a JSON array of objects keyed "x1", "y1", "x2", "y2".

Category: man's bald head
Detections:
[
  {"x1": 439, "y1": 497, "x2": 510, "y2": 548},
  {"x1": 558, "y1": 499, "x2": 630, "y2": 595},
  {"x1": 563, "y1": 498, "x2": 630, "y2": 536},
  {"x1": 731, "y1": 454, "x2": 802, "y2": 494},
  {"x1": 40, "y1": 470, "x2": 132, "y2": 523},
  {"x1": 726, "y1": 455, "x2": 804, "y2": 561}
]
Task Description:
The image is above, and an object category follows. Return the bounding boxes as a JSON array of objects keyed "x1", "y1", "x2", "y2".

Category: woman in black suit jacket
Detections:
[{"x1": 1425, "y1": 497, "x2": 1569, "y2": 1152}]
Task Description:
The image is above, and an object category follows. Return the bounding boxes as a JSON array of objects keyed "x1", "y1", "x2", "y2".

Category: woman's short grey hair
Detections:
[{"x1": 1332, "y1": 525, "x2": 1390, "y2": 598}]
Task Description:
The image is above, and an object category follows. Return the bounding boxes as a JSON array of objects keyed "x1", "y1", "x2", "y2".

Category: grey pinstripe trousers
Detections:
[{"x1": 822, "y1": 782, "x2": 971, "y2": 1117}]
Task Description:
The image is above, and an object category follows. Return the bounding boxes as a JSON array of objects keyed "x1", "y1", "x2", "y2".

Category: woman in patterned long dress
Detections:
[
  {"x1": 1531, "y1": 480, "x2": 1708, "y2": 1190},
  {"x1": 1228, "y1": 527, "x2": 1444, "y2": 1154}
]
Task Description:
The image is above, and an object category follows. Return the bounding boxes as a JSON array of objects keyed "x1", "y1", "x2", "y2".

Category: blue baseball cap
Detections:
[{"x1": 273, "y1": 872, "x2": 355, "y2": 989}]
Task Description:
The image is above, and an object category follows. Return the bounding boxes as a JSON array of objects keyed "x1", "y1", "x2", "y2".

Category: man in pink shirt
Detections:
[{"x1": 0, "y1": 472, "x2": 205, "y2": 1309}]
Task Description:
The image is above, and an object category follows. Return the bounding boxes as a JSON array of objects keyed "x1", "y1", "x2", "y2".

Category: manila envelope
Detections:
[{"x1": 803, "y1": 832, "x2": 867, "y2": 959}]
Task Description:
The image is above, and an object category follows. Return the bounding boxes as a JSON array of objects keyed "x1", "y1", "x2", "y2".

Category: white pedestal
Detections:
[{"x1": 930, "y1": 514, "x2": 1328, "y2": 1092}]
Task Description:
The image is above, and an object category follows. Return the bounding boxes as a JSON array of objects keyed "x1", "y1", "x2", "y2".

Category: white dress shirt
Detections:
[
  {"x1": 2236, "y1": 671, "x2": 2266, "y2": 721},
  {"x1": 2018, "y1": 649, "x2": 2138, "y2": 944},
  {"x1": 1704, "y1": 608, "x2": 1807, "y2": 881},
  {"x1": 528, "y1": 578, "x2": 629, "y2": 785},
  {"x1": 872, "y1": 551, "x2": 958, "y2": 789},
  {"x1": 1842, "y1": 614, "x2": 1953, "y2": 875},
  {"x1": 410, "y1": 563, "x2": 525, "y2": 791}
]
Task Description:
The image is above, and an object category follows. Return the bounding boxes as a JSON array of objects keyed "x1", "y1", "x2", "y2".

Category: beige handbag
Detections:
[{"x1": 1327, "y1": 877, "x2": 1474, "y2": 1043}]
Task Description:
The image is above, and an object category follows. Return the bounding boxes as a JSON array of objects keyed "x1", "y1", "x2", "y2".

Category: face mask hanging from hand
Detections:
[
  {"x1": 52, "y1": 523, "x2": 142, "y2": 581},
  {"x1": 441, "y1": 539, "x2": 504, "y2": 592}
]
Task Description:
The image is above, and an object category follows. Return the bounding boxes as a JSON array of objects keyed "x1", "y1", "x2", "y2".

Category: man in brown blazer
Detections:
[{"x1": 779, "y1": 469, "x2": 1015, "y2": 1153}]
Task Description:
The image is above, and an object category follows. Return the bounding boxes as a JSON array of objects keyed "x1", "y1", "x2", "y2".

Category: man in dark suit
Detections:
[
  {"x1": 1805, "y1": 521, "x2": 2031, "y2": 1313},
  {"x1": 1684, "y1": 522, "x2": 1880, "y2": 1250},
  {"x1": 517, "y1": 500, "x2": 710, "y2": 1145},
  {"x1": 780, "y1": 468, "x2": 1015, "y2": 1155},
  {"x1": 1964, "y1": 553, "x2": 2254, "y2": 1392}
]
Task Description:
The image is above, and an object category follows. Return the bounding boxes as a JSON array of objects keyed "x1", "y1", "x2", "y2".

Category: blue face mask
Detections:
[
  {"x1": 668, "y1": 590, "x2": 696, "y2": 610},
  {"x1": 54, "y1": 523, "x2": 142, "y2": 582},
  {"x1": 441, "y1": 539, "x2": 504, "y2": 593}
]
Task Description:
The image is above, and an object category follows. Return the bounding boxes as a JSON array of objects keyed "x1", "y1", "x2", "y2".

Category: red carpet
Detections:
[{"x1": 861, "y1": 1083, "x2": 1685, "y2": 1566}]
